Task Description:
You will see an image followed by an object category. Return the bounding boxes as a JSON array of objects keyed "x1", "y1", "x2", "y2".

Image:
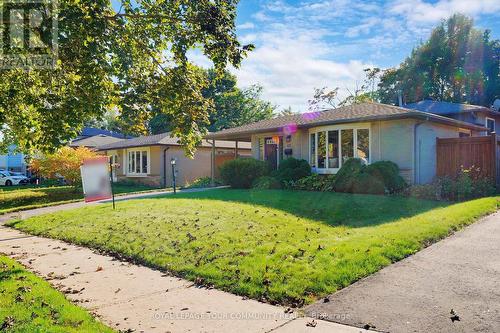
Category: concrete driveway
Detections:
[{"x1": 306, "y1": 211, "x2": 500, "y2": 332}]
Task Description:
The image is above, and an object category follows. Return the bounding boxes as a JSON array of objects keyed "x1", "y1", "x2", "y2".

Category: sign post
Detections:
[
  {"x1": 109, "y1": 158, "x2": 116, "y2": 210},
  {"x1": 80, "y1": 157, "x2": 113, "y2": 204}
]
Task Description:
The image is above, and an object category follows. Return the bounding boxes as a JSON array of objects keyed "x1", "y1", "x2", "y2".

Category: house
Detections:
[
  {"x1": 207, "y1": 102, "x2": 487, "y2": 185},
  {"x1": 69, "y1": 127, "x2": 133, "y2": 150},
  {"x1": 98, "y1": 132, "x2": 251, "y2": 187},
  {"x1": 404, "y1": 100, "x2": 500, "y2": 135},
  {"x1": 0, "y1": 144, "x2": 27, "y2": 174},
  {"x1": 69, "y1": 134, "x2": 125, "y2": 150}
]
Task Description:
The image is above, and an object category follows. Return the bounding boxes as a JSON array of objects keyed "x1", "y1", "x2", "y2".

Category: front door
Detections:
[{"x1": 265, "y1": 138, "x2": 278, "y2": 170}]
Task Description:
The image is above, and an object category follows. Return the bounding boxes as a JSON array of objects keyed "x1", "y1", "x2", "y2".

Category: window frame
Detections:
[
  {"x1": 309, "y1": 124, "x2": 371, "y2": 174},
  {"x1": 125, "y1": 147, "x2": 150, "y2": 177},
  {"x1": 485, "y1": 117, "x2": 495, "y2": 133}
]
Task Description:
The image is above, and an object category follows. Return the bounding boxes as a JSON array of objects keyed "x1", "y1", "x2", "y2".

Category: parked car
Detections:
[{"x1": 0, "y1": 171, "x2": 29, "y2": 186}]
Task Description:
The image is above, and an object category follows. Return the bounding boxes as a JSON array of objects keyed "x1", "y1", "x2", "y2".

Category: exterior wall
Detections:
[
  {"x1": 247, "y1": 118, "x2": 471, "y2": 185},
  {"x1": 372, "y1": 119, "x2": 415, "y2": 184},
  {"x1": 251, "y1": 129, "x2": 309, "y2": 163},
  {"x1": 106, "y1": 145, "x2": 249, "y2": 187}
]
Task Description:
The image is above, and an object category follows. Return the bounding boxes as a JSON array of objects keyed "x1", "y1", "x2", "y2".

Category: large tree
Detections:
[
  {"x1": 0, "y1": 0, "x2": 252, "y2": 156},
  {"x1": 148, "y1": 69, "x2": 275, "y2": 134},
  {"x1": 378, "y1": 14, "x2": 500, "y2": 106}
]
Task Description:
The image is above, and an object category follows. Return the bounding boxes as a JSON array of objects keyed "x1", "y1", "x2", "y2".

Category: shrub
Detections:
[
  {"x1": 186, "y1": 177, "x2": 223, "y2": 188},
  {"x1": 30, "y1": 147, "x2": 99, "y2": 186},
  {"x1": 365, "y1": 161, "x2": 407, "y2": 193},
  {"x1": 219, "y1": 159, "x2": 269, "y2": 189},
  {"x1": 333, "y1": 159, "x2": 364, "y2": 193},
  {"x1": 334, "y1": 159, "x2": 407, "y2": 194},
  {"x1": 289, "y1": 174, "x2": 336, "y2": 192},
  {"x1": 274, "y1": 158, "x2": 311, "y2": 183},
  {"x1": 406, "y1": 167, "x2": 497, "y2": 201},
  {"x1": 252, "y1": 176, "x2": 282, "y2": 190}
]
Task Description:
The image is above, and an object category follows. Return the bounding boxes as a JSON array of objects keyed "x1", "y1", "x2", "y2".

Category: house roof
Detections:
[
  {"x1": 97, "y1": 132, "x2": 251, "y2": 151},
  {"x1": 69, "y1": 135, "x2": 124, "y2": 149},
  {"x1": 79, "y1": 127, "x2": 132, "y2": 139},
  {"x1": 207, "y1": 102, "x2": 487, "y2": 140},
  {"x1": 404, "y1": 100, "x2": 495, "y2": 115}
]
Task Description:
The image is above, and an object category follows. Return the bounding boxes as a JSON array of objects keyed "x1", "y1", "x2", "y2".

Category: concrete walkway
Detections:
[
  {"x1": 307, "y1": 211, "x2": 500, "y2": 333},
  {"x1": 0, "y1": 189, "x2": 367, "y2": 333}
]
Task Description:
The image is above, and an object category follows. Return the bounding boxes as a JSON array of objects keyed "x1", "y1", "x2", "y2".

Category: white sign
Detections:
[{"x1": 80, "y1": 157, "x2": 112, "y2": 203}]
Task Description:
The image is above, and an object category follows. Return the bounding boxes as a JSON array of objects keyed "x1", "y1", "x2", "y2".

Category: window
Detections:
[
  {"x1": 127, "y1": 150, "x2": 149, "y2": 175},
  {"x1": 328, "y1": 130, "x2": 339, "y2": 168},
  {"x1": 258, "y1": 138, "x2": 265, "y2": 160},
  {"x1": 341, "y1": 129, "x2": 354, "y2": 163},
  {"x1": 318, "y1": 132, "x2": 327, "y2": 168},
  {"x1": 310, "y1": 134, "x2": 316, "y2": 167},
  {"x1": 310, "y1": 127, "x2": 370, "y2": 172},
  {"x1": 486, "y1": 117, "x2": 495, "y2": 133},
  {"x1": 357, "y1": 129, "x2": 370, "y2": 164}
]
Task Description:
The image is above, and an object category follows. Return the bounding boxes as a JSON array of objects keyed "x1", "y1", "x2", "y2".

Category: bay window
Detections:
[
  {"x1": 310, "y1": 126, "x2": 370, "y2": 172},
  {"x1": 127, "y1": 149, "x2": 149, "y2": 175}
]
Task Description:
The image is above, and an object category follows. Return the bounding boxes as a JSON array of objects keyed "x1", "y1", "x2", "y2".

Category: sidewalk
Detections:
[{"x1": 0, "y1": 191, "x2": 367, "y2": 332}]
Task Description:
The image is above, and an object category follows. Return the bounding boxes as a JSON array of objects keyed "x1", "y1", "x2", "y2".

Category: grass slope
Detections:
[
  {"x1": 0, "y1": 184, "x2": 160, "y2": 214},
  {"x1": 0, "y1": 256, "x2": 113, "y2": 332},
  {"x1": 8, "y1": 189, "x2": 499, "y2": 306}
]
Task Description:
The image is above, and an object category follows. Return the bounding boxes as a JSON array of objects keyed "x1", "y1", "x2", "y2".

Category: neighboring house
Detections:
[
  {"x1": 207, "y1": 102, "x2": 486, "y2": 185},
  {"x1": 98, "y1": 132, "x2": 251, "y2": 187},
  {"x1": 404, "y1": 100, "x2": 500, "y2": 135},
  {"x1": 75, "y1": 127, "x2": 132, "y2": 140},
  {"x1": 0, "y1": 145, "x2": 27, "y2": 174},
  {"x1": 69, "y1": 134, "x2": 124, "y2": 150}
]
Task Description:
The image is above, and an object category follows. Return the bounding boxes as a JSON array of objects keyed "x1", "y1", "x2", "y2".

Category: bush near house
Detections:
[
  {"x1": 273, "y1": 157, "x2": 311, "y2": 183},
  {"x1": 334, "y1": 159, "x2": 406, "y2": 195},
  {"x1": 408, "y1": 167, "x2": 497, "y2": 201},
  {"x1": 286, "y1": 174, "x2": 336, "y2": 192},
  {"x1": 30, "y1": 147, "x2": 99, "y2": 186},
  {"x1": 219, "y1": 158, "x2": 269, "y2": 188},
  {"x1": 252, "y1": 176, "x2": 282, "y2": 189}
]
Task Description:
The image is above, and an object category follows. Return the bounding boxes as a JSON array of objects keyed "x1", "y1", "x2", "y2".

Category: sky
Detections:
[{"x1": 113, "y1": 0, "x2": 500, "y2": 112}]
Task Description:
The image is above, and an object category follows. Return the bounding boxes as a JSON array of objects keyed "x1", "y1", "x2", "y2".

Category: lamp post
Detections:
[{"x1": 170, "y1": 158, "x2": 177, "y2": 194}]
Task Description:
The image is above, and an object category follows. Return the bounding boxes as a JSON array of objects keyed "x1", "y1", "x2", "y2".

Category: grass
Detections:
[
  {"x1": 0, "y1": 183, "x2": 162, "y2": 214},
  {"x1": 0, "y1": 255, "x2": 113, "y2": 332},
  {"x1": 8, "y1": 189, "x2": 500, "y2": 306}
]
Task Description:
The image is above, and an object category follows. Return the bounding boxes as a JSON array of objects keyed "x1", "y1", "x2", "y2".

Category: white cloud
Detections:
[
  {"x1": 233, "y1": 27, "x2": 373, "y2": 111},
  {"x1": 237, "y1": 22, "x2": 255, "y2": 30},
  {"x1": 389, "y1": 0, "x2": 500, "y2": 24}
]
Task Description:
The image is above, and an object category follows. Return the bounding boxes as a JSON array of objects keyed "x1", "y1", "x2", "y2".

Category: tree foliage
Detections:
[
  {"x1": 30, "y1": 147, "x2": 99, "y2": 185},
  {"x1": 0, "y1": 0, "x2": 252, "y2": 156},
  {"x1": 378, "y1": 14, "x2": 500, "y2": 106}
]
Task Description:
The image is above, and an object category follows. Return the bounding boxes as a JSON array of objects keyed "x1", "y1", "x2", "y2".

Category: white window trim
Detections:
[
  {"x1": 309, "y1": 123, "x2": 371, "y2": 175},
  {"x1": 485, "y1": 117, "x2": 495, "y2": 133},
  {"x1": 125, "y1": 147, "x2": 150, "y2": 177}
]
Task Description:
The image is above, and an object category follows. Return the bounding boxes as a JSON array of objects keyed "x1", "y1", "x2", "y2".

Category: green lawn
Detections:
[
  {"x1": 8, "y1": 189, "x2": 499, "y2": 306},
  {"x1": 0, "y1": 255, "x2": 113, "y2": 332},
  {"x1": 0, "y1": 183, "x2": 162, "y2": 214}
]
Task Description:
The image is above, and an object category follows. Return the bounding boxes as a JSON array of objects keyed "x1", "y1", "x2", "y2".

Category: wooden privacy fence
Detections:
[{"x1": 436, "y1": 134, "x2": 499, "y2": 183}]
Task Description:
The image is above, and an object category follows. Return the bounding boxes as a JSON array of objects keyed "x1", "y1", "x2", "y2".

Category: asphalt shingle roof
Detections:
[
  {"x1": 69, "y1": 135, "x2": 124, "y2": 148},
  {"x1": 208, "y1": 102, "x2": 487, "y2": 139},
  {"x1": 404, "y1": 100, "x2": 493, "y2": 115},
  {"x1": 97, "y1": 132, "x2": 251, "y2": 151}
]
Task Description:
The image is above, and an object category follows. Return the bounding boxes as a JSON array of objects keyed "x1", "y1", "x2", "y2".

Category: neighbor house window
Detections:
[
  {"x1": 127, "y1": 149, "x2": 149, "y2": 175},
  {"x1": 310, "y1": 126, "x2": 370, "y2": 172},
  {"x1": 486, "y1": 117, "x2": 495, "y2": 133}
]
